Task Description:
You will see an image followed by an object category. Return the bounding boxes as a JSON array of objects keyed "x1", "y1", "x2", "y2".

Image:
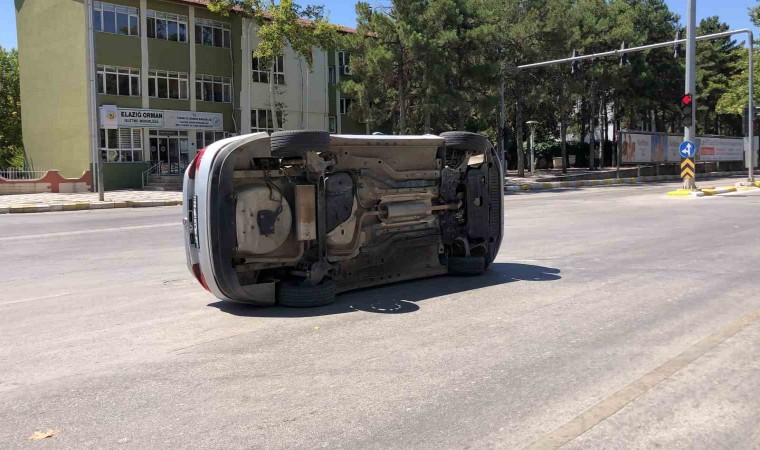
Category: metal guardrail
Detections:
[{"x1": 0, "y1": 169, "x2": 49, "y2": 180}]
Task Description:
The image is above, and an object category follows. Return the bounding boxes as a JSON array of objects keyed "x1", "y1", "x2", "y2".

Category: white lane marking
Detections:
[
  {"x1": 0, "y1": 292, "x2": 74, "y2": 306},
  {"x1": 0, "y1": 222, "x2": 179, "y2": 242}
]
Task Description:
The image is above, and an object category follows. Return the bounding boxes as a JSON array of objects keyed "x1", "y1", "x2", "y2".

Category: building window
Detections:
[
  {"x1": 340, "y1": 98, "x2": 352, "y2": 115},
  {"x1": 93, "y1": 2, "x2": 139, "y2": 36},
  {"x1": 252, "y1": 56, "x2": 285, "y2": 85},
  {"x1": 338, "y1": 51, "x2": 351, "y2": 75},
  {"x1": 328, "y1": 66, "x2": 336, "y2": 85},
  {"x1": 148, "y1": 70, "x2": 189, "y2": 100},
  {"x1": 97, "y1": 65, "x2": 140, "y2": 96},
  {"x1": 196, "y1": 131, "x2": 233, "y2": 149},
  {"x1": 195, "y1": 18, "x2": 231, "y2": 48},
  {"x1": 251, "y1": 109, "x2": 284, "y2": 133},
  {"x1": 329, "y1": 116, "x2": 337, "y2": 133},
  {"x1": 100, "y1": 128, "x2": 143, "y2": 162},
  {"x1": 195, "y1": 74, "x2": 232, "y2": 103},
  {"x1": 147, "y1": 10, "x2": 187, "y2": 42}
]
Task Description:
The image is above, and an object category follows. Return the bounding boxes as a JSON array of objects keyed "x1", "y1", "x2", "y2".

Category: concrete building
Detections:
[{"x1": 14, "y1": 0, "x2": 362, "y2": 190}]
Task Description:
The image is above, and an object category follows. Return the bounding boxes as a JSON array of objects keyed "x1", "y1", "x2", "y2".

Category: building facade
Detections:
[{"x1": 14, "y1": 0, "x2": 363, "y2": 190}]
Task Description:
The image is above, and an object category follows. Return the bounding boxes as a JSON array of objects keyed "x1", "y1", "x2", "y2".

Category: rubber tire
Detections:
[
  {"x1": 277, "y1": 279, "x2": 336, "y2": 308},
  {"x1": 448, "y1": 256, "x2": 486, "y2": 276},
  {"x1": 271, "y1": 130, "x2": 330, "y2": 158},
  {"x1": 440, "y1": 131, "x2": 490, "y2": 154},
  {"x1": 487, "y1": 159, "x2": 503, "y2": 266}
]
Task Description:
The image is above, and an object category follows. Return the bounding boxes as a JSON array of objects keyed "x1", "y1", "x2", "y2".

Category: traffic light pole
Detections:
[
  {"x1": 749, "y1": 36, "x2": 756, "y2": 183},
  {"x1": 683, "y1": 0, "x2": 696, "y2": 190},
  {"x1": 515, "y1": 28, "x2": 756, "y2": 184}
]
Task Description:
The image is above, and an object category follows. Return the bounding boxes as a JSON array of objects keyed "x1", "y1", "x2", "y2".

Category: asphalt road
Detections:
[{"x1": 1, "y1": 178, "x2": 759, "y2": 449}]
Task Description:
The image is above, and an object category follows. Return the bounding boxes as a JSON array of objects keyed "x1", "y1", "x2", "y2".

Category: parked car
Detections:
[{"x1": 183, "y1": 130, "x2": 503, "y2": 307}]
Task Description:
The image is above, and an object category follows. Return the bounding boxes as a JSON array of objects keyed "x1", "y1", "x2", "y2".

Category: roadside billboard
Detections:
[
  {"x1": 667, "y1": 135, "x2": 688, "y2": 162},
  {"x1": 620, "y1": 133, "x2": 652, "y2": 163},
  {"x1": 698, "y1": 137, "x2": 744, "y2": 161},
  {"x1": 620, "y1": 131, "x2": 757, "y2": 164}
]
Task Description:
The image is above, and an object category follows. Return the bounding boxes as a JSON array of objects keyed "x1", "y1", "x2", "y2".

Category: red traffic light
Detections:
[{"x1": 681, "y1": 94, "x2": 694, "y2": 127}]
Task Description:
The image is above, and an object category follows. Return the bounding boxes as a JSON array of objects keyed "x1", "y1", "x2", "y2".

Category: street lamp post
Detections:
[{"x1": 526, "y1": 121, "x2": 539, "y2": 173}]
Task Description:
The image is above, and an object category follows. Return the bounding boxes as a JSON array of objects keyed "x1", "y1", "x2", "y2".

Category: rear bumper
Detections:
[{"x1": 187, "y1": 133, "x2": 277, "y2": 305}]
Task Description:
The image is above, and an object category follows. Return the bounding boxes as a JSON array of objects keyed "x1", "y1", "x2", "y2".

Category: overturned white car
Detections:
[{"x1": 183, "y1": 130, "x2": 503, "y2": 307}]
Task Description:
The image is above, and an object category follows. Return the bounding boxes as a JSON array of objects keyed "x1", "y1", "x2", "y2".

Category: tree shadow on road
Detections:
[{"x1": 208, "y1": 262, "x2": 561, "y2": 318}]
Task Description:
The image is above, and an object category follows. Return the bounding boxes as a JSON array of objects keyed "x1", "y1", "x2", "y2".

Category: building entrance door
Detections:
[{"x1": 149, "y1": 130, "x2": 190, "y2": 174}]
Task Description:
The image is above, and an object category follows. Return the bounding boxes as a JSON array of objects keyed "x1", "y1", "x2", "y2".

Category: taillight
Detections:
[
  {"x1": 188, "y1": 147, "x2": 207, "y2": 180},
  {"x1": 191, "y1": 263, "x2": 210, "y2": 291}
]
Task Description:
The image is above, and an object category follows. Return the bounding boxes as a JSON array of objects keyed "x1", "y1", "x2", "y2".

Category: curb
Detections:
[
  {"x1": 699, "y1": 187, "x2": 738, "y2": 196},
  {"x1": 669, "y1": 185, "x2": 758, "y2": 197},
  {"x1": 505, "y1": 171, "x2": 748, "y2": 192},
  {"x1": 0, "y1": 199, "x2": 182, "y2": 215}
]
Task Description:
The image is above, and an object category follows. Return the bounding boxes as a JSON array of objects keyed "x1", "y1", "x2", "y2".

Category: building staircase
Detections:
[{"x1": 144, "y1": 174, "x2": 183, "y2": 191}]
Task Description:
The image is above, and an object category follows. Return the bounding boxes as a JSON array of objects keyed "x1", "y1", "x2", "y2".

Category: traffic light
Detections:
[
  {"x1": 571, "y1": 49, "x2": 579, "y2": 74},
  {"x1": 619, "y1": 42, "x2": 628, "y2": 66},
  {"x1": 681, "y1": 93, "x2": 693, "y2": 127},
  {"x1": 674, "y1": 30, "x2": 682, "y2": 58}
]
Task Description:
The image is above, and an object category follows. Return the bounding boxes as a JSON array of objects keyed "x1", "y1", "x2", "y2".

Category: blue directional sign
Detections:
[{"x1": 679, "y1": 140, "x2": 697, "y2": 158}]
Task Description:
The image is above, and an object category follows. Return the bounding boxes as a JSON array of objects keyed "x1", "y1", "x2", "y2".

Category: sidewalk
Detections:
[
  {"x1": 0, "y1": 190, "x2": 182, "y2": 214},
  {"x1": 505, "y1": 168, "x2": 749, "y2": 192},
  {"x1": 1, "y1": 169, "x2": 754, "y2": 214},
  {"x1": 506, "y1": 167, "x2": 635, "y2": 183}
]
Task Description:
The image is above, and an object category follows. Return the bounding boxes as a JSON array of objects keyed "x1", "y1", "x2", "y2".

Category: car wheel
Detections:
[
  {"x1": 271, "y1": 130, "x2": 331, "y2": 158},
  {"x1": 440, "y1": 131, "x2": 490, "y2": 154},
  {"x1": 277, "y1": 279, "x2": 336, "y2": 308},
  {"x1": 447, "y1": 256, "x2": 486, "y2": 276},
  {"x1": 487, "y1": 158, "x2": 503, "y2": 265}
]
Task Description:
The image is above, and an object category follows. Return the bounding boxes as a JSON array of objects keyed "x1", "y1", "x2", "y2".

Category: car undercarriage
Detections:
[{"x1": 197, "y1": 130, "x2": 503, "y2": 307}]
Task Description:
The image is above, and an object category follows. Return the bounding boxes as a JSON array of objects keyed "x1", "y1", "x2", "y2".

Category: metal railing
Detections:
[
  {"x1": 141, "y1": 162, "x2": 162, "y2": 190},
  {"x1": 141, "y1": 161, "x2": 189, "y2": 189},
  {"x1": 0, "y1": 168, "x2": 49, "y2": 180}
]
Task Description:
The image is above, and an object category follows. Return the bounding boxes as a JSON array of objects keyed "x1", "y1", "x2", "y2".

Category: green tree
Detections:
[
  {"x1": 750, "y1": 1, "x2": 760, "y2": 26},
  {"x1": 696, "y1": 17, "x2": 742, "y2": 134},
  {"x1": 208, "y1": 0, "x2": 340, "y2": 131},
  {"x1": 517, "y1": 0, "x2": 581, "y2": 172},
  {"x1": 716, "y1": 46, "x2": 759, "y2": 115},
  {"x1": 0, "y1": 46, "x2": 24, "y2": 169},
  {"x1": 717, "y1": 5, "x2": 759, "y2": 133},
  {"x1": 493, "y1": 0, "x2": 543, "y2": 176},
  {"x1": 429, "y1": 0, "x2": 497, "y2": 131},
  {"x1": 340, "y1": 2, "x2": 397, "y2": 133},
  {"x1": 716, "y1": 1, "x2": 760, "y2": 126}
]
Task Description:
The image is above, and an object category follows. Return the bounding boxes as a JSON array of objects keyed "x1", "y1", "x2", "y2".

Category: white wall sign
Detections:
[
  {"x1": 165, "y1": 110, "x2": 223, "y2": 130},
  {"x1": 99, "y1": 107, "x2": 223, "y2": 131},
  {"x1": 119, "y1": 108, "x2": 165, "y2": 127},
  {"x1": 100, "y1": 104, "x2": 119, "y2": 129}
]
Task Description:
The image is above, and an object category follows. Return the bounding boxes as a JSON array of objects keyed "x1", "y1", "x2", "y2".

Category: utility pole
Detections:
[
  {"x1": 499, "y1": 77, "x2": 507, "y2": 178},
  {"x1": 526, "y1": 120, "x2": 538, "y2": 173},
  {"x1": 85, "y1": 0, "x2": 105, "y2": 200},
  {"x1": 748, "y1": 34, "x2": 756, "y2": 182},
  {"x1": 683, "y1": 0, "x2": 697, "y2": 190}
]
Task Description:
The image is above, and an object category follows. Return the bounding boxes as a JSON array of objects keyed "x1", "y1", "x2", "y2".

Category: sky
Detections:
[{"x1": 1, "y1": 0, "x2": 758, "y2": 50}]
